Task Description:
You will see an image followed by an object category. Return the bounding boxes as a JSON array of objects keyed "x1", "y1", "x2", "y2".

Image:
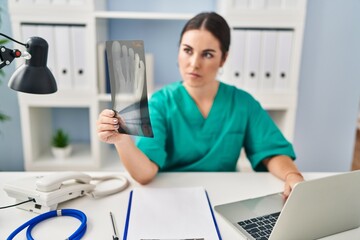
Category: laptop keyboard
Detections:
[{"x1": 237, "y1": 212, "x2": 280, "y2": 240}]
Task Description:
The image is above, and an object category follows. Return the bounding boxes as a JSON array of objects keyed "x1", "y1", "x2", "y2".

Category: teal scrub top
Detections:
[{"x1": 136, "y1": 81, "x2": 295, "y2": 172}]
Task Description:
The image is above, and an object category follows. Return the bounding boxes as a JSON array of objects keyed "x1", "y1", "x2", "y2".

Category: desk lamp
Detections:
[{"x1": 0, "y1": 33, "x2": 57, "y2": 94}]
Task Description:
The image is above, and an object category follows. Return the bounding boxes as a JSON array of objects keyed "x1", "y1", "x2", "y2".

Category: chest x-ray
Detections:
[{"x1": 106, "y1": 40, "x2": 153, "y2": 137}]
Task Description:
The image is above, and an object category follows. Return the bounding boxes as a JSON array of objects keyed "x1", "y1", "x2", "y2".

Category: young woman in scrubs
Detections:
[{"x1": 97, "y1": 12, "x2": 304, "y2": 198}]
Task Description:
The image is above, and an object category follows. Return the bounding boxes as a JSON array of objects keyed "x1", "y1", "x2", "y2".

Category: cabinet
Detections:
[
  {"x1": 9, "y1": 0, "x2": 306, "y2": 171},
  {"x1": 218, "y1": 0, "x2": 307, "y2": 170}
]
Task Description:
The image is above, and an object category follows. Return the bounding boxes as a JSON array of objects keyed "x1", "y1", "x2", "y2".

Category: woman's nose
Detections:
[{"x1": 190, "y1": 54, "x2": 201, "y2": 69}]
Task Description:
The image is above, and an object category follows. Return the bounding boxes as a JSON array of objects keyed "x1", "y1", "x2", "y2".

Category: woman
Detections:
[{"x1": 97, "y1": 12, "x2": 304, "y2": 198}]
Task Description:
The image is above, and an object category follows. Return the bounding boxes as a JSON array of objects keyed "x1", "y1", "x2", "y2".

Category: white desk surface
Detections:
[{"x1": 0, "y1": 171, "x2": 359, "y2": 240}]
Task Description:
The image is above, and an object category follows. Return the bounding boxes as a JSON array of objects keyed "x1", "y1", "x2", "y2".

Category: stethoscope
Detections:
[{"x1": 7, "y1": 209, "x2": 87, "y2": 240}]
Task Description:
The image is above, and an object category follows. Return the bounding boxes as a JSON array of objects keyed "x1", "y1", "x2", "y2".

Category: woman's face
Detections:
[{"x1": 178, "y1": 29, "x2": 226, "y2": 88}]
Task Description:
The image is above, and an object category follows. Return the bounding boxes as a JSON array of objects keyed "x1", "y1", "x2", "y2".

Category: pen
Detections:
[{"x1": 110, "y1": 211, "x2": 119, "y2": 240}]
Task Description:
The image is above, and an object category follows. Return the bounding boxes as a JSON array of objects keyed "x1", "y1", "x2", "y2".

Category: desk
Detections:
[{"x1": 0, "y1": 172, "x2": 359, "y2": 239}]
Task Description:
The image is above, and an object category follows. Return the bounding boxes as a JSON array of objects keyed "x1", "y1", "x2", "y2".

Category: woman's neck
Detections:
[
  {"x1": 183, "y1": 80, "x2": 219, "y2": 101},
  {"x1": 183, "y1": 80, "x2": 220, "y2": 118}
]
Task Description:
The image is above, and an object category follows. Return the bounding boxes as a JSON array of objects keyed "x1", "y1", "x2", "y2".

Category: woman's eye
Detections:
[
  {"x1": 183, "y1": 48, "x2": 192, "y2": 54},
  {"x1": 203, "y1": 52, "x2": 213, "y2": 59}
]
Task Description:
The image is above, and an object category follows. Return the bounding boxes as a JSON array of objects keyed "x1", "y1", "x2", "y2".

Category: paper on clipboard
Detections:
[{"x1": 123, "y1": 187, "x2": 221, "y2": 240}]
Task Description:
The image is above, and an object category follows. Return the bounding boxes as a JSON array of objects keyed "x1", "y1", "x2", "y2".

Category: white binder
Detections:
[
  {"x1": 284, "y1": 0, "x2": 299, "y2": 9},
  {"x1": 21, "y1": 24, "x2": 37, "y2": 43},
  {"x1": 34, "y1": 0, "x2": 51, "y2": 4},
  {"x1": 228, "y1": 29, "x2": 246, "y2": 88},
  {"x1": 20, "y1": 24, "x2": 37, "y2": 66},
  {"x1": 52, "y1": 0, "x2": 67, "y2": 4},
  {"x1": 97, "y1": 42, "x2": 106, "y2": 94},
  {"x1": 17, "y1": 0, "x2": 33, "y2": 4},
  {"x1": 243, "y1": 30, "x2": 261, "y2": 91},
  {"x1": 274, "y1": 30, "x2": 293, "y2": 90},
  {"x1": 69, "y1": 0, "x2": 86, "y2": 5},
  {"x1": 234, "y1": 0, "x2": 249, "y2": 9},
  {"x1": 37, "y1": 25, "x2": 57, "y2": 76},
  {"x1": 250, "y1": 0, "x2": 266, "y2": 9},
  {"x1": 70, "y1": 26, "x2": 88, "y2": 90},
  {"x1": 267, "y1": 0, "x2": 282, "y2": 9},
  {"x1": 54, "y1": 25, "x2": 73, "y2": 90},
  {"x1": 259, "y1": 30, "x2": 277, "y2": 90}
]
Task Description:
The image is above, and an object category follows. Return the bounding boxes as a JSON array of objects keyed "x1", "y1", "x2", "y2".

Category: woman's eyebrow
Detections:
[
  {"x1": 181, "y1": 44, "x2": 217, "y2": 53},
  {"x1": 181, "y1": 44, "x2": 193, "y2": 48},
  {"x1": 203, "y1": 48, "x2": 216, "y2": 53}
]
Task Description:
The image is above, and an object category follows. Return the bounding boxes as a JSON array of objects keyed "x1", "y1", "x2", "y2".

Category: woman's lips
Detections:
[{"x1": 188, "y1": 72, "x2": 201, "y2": 78}]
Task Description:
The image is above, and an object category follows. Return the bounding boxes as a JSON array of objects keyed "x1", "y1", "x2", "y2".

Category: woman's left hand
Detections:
[
  {"x1": 262, "y1": 155, "x2": 305, "y2": 200},
  {"x1": 283, "y1": 172, "x2": 304, "y2": 200}
]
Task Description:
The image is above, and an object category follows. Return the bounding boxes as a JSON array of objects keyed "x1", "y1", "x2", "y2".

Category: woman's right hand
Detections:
[{"x1": 97, "y1": 109, "x2": 123, "y2": 144}]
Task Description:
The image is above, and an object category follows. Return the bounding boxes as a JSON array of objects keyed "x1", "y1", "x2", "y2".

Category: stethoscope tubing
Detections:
[{"x1": 7, "y1": 208, "x2": 87, "y2": 240}]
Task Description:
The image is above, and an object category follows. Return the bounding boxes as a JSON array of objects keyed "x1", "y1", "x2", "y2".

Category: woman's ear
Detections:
[{"x1": 220, "y1": 52, "x2": 229, "y2": 67}]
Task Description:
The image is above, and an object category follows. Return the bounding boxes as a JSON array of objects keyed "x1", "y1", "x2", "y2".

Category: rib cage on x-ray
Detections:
[{"x1": 106, "y1": 40, "x2": 153, "y2": 137}]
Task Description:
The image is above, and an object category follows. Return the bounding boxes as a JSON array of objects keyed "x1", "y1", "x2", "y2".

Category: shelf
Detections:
[
  {"x1": 97, "y1": 93, "x2": 138, "y2": 102},
  {"x1": 27, "y1": 143, "x2": 95, "y2": 171},
  {"x1": 249, "y1": 92, "x2": 296, "y2": 110},
  {"x1": 18, "y1": 91, "x2": 96, "y2": 107},
  {"x1": 94, "y1": 11, "x2": 193, "y2": 20}
]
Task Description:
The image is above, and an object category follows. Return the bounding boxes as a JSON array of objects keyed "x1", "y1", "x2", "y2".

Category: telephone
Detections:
[{"x1": 3, "y1": 171, "x2": 129, "y2": 214}]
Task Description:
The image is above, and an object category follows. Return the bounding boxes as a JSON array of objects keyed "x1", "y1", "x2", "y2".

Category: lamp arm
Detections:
[
  {"x1": 0, "y1": 33, "x2": 28, "y2": 47},
  {"x1": 0, "y1": 33, "x2": 27, "y2": 70},
  {"x1": 0, "y1": 46, "x2": 22, "y2": 69}
]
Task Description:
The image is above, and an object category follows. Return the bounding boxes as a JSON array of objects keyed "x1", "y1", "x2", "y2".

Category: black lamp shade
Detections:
[{"x1": 8, "y1": 37, "x2": 57, "y2": 94}]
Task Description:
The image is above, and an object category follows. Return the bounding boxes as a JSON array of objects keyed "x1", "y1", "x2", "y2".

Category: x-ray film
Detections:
[{"x1": 106, "y1": 40, "x2": 153, "y2": 137}]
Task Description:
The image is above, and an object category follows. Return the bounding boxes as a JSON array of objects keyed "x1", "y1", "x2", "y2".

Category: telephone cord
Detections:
[{"x1": 86, "y1": 175, "x2": 129, "y2": 198}]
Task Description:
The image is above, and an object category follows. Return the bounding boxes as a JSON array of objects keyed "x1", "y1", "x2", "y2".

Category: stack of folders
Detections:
[
  {"x1": 21, "y1": 23, "x2": 88, "y2": 91},
  {"x1": 123, "y1": 187, "x2": 221, "y2": 240},
  {"x1": 226, "y1": 28, "x2": 293, "y2": 92}
]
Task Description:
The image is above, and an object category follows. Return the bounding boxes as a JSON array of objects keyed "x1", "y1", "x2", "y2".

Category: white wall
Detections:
[{"x1": 293, "y1": 0, "x2": 360, "y2": 171}]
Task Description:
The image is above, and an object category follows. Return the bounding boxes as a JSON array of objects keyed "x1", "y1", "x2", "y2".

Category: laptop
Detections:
[{"x1": 214, "y1": 170, "x2": 360, "y2": 240}]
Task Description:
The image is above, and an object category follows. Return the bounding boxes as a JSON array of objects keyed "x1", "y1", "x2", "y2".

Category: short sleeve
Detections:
[
  {"x1": 135, "y1": 92, "x2": 168, "y2": 169},
  {"x1": 243, "y1": 97, "x2": 296, "y2": 172}
]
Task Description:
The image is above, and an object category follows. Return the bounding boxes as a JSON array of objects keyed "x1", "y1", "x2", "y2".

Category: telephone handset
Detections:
[
  {"x1": 36, "y1": 171, "x2": 92, "y2": 192},
  {"x1": 3, "y1": 171, "x2": 128, "y2": 213}
]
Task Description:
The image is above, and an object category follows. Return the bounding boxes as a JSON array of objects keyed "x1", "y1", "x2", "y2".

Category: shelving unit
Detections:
[
  {"x1": 9, "y1": 0, "x2": 306, "y2": 172},
  {"x1": 218, "y1": 0, "x2": 307, "y2": 171},
  {"x1": 8, "y1": 0, "x2": 194, "y2": 171}
]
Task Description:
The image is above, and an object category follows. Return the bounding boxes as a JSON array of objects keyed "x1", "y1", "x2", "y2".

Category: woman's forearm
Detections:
[
  {"x1": 263, "y1": 155, "x2": 302, "y2": 181},
  {"x1": 263, "y1": 155, "x2": 304, "y2": 198},
  {"x1": 114, "y1": 135, "x2": 158, "y2": 184}
]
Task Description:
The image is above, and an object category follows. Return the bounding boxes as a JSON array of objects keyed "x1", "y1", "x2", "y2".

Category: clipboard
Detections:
[{"x1": 123, "y1": 187, "x2": 222, "y2": 240}]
